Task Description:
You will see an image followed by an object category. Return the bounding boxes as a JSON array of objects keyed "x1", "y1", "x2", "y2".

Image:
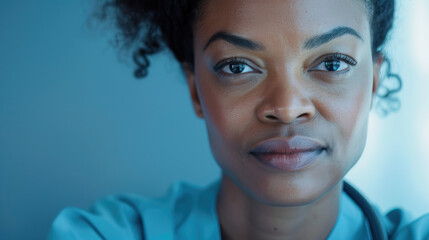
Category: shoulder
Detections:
[
  {"x1": 383, "y1": 208, "x2": 429, "y2": 240},
  {"x1": 47, "y1": 181, "x2": 213, "y2": 240}
]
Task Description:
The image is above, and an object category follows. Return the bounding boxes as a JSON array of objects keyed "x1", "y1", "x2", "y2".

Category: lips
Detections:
[{"x1": 249, "y1": 136, "x2": 327, "y2": 171}]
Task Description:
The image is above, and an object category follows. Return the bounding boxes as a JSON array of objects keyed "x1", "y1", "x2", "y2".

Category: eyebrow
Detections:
[
  {"x1": 303, "y1": 26, "x2": 363, "y2": 49},
  {"x1": 203, "y1": 31, "x2": 266, "y2": 51},
  {"x1": 203, "y1": 27, "x2": 362, "y2": 52}
]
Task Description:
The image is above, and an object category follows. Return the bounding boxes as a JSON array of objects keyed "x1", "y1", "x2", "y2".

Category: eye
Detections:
[
  {"x1": 319, "y1": 59, "x2": 348, "y2": 71},
  {"x1": 213, "y1": 57, "x2": 259, "y2": 75},
  {"x1": 309, "y1": 54, "x2": 357, "y2": 73},
  {"x1": 222, "y1": 63, "x2": 254, "y2": 74}
]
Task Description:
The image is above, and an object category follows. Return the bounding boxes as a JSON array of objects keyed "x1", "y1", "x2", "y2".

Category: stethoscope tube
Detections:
[{"x1": 343, "y1": 181, "x2": 388, "y2": 240}]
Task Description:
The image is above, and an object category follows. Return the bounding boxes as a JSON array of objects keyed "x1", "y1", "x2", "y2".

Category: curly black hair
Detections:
[{"x1": 97, "y1": 0, "x2": 402, "y2": 114}]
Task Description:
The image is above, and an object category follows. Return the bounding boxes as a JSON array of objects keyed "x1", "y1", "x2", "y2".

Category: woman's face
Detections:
[{"x1": 186, "y1": 0, "x2": 381, "y2": 205}]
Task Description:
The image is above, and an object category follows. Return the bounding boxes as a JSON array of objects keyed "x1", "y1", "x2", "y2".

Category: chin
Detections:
[{"x1": 234, "y1": 168, "x2": 344, "y2": 207}]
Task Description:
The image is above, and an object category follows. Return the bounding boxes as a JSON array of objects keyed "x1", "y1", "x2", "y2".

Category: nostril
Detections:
[
  {"x1": 266, "y1": 115, "x2": 277, "y2": 120},
  {"x1": 297, "y1": 113, "x2": 311, "y2": 119}
]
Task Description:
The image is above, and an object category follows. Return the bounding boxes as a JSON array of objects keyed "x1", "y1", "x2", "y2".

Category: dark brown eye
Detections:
[
  {"x1": 229, "y1": 63, "x2": 246, "y2": 73},
  {"x1": 311, "y1": 58, "x2": 350, "y2": 72},
  {"x1": 324, "y1": 60, "x2": 341, "y2": 71},
  {"x1": 309, "y1": 53, "x2": 357, "y2": 73},
  {"x1": 213, "y1": 57, "x2": 261, "y2": 76},
  {"x1": 220, "y1": 62, "x2": 254, "y2": 74}
]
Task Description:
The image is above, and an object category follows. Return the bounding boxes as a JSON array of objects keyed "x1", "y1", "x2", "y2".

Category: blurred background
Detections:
[{"x1": 0, "y1": 0, "x2": 428, "y2": 239}]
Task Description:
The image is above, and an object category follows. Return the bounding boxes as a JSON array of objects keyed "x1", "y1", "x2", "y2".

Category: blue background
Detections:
[{"x1": 1, "y1": 1, "x2": 428, "y2": 240}]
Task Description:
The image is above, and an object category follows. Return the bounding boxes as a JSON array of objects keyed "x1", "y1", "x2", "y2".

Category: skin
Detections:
[{"x1": 184, "y1": 0, "x2": 383, "y2": 239}]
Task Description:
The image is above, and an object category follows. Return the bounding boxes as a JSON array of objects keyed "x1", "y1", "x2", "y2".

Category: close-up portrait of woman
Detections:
[{"x1": 0, "y1": 0, "x2": 428, "y2": 240}]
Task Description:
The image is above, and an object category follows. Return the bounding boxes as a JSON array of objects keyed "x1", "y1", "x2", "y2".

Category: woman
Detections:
[{"x1": 48, "y1": 0, "x2": 429, "y2": 239}]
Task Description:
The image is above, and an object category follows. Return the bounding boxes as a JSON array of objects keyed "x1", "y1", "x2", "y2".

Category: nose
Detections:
[{"x1": 256, "y1": 74, "x2": 316, "y2": 124}]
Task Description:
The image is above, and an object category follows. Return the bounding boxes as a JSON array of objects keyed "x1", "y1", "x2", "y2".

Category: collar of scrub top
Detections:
[
  {"x1": 142, "y1": 180, "x2": 387, "y2": 240},
  {"x1": 343, "y1": 181, "x2": 387, "y2": 240}
]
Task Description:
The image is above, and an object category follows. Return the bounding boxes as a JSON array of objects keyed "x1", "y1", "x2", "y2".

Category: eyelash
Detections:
[
  {"x1": 309, "y1": 53, "x2": 358, "y2": 73},
  {"x1": 326, "y1": 53, "x2": 357, "y2": 65},
  {"x1": 213, "y1": 57, "x2": 258, "y2": 74}
]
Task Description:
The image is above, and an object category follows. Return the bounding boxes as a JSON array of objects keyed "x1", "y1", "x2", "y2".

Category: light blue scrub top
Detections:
[{"x1": 48, "y1": 180, "x2": 429, "y2": 240}]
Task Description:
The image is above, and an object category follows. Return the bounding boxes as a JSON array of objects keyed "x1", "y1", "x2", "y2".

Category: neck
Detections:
[{"x1": 217, "y1": 175, "x2": 342, "y2": 240}]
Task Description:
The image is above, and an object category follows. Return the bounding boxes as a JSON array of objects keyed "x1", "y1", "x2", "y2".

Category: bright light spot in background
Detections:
[
  {"x1": 423, "y1": 116, "x2": 429, "y2": 149},
  {"x1": 411, "y1": 0, "x2": 429, "y2": 213},
  {"x1": 411, "y1": 0, "x2": 429, "y2": 153},
  {"x1": 411, "y1": 0, "x2": 429, "y2": 74},
  {"x1": 347, "y1": 0, "x2": 429, "y2": 218}
]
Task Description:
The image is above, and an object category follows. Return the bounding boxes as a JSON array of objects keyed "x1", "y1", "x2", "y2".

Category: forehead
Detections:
[{"x1": 195, "y1": 0, "x2": 370, "y2": 51}]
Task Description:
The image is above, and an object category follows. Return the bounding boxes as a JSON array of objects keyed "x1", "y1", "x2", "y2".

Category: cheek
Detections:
[
  {"x1": 320, "y1": 65, "x2": 374, "y2": 164},
  {"x1": 196, "y1": 73, "x2": 253, "y2": 157},
  {"x1": 344, "y1": 71, "x2": 373, "y2": 138}
]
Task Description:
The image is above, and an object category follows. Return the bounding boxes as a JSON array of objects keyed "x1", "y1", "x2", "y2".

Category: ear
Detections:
[
  {"x1": 371, "y1": 53, "x2": 384, "y2": 107},
  {"x1": 183, "y1": 64, "x2": 204, "y2": 118}
]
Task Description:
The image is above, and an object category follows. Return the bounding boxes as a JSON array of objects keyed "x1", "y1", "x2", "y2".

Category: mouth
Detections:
[{"x1": 249, "y1": 136, "x2": 327, "y2": 172}]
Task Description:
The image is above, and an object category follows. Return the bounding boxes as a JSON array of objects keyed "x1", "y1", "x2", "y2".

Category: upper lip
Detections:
[{"x1": 249, "y1": 136, "x2": 327, "y2": 154}]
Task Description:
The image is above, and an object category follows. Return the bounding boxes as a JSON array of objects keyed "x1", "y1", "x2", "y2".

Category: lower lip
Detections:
[{"x1": 251, "y1": 149, "x2": 324, "y2": 171}]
